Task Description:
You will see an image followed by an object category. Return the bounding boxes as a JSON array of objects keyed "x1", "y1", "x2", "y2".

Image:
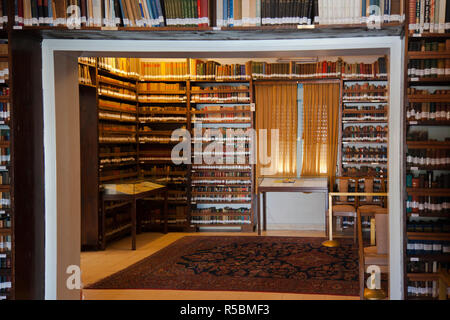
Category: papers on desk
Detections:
[
  {"x1": 274, "y1": 179, "x2": 296, "y2": 183},
  {"x1": 104, "y1": 181, "x2": 164, "y2": 195},
  {"x1": 259, "y1": 177, "x2": 328, "y2": 189}
]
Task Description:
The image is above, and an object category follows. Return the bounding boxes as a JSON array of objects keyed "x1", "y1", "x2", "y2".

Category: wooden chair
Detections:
[
  {"x1": 326, "y1": 178, "x2": 357, "y2": 243},
  {"x1": 357, "y1": 206, "x2": 389, "y2": 299}
]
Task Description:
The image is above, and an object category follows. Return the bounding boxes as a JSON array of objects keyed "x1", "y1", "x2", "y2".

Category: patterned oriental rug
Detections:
[{"x1": 87, "y1": 236, "x2": 359, "y2": 296}]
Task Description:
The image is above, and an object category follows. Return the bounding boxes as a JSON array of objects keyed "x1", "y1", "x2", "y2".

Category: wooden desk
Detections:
[
  {"x1": 257, "y1": 177, "x2": 329, "y2": 235},
  {"x1": 101, "y1": 180, "x2": 168, "y2": 250}
]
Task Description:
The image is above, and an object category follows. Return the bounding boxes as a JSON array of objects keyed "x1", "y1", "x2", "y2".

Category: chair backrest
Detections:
[
  {"x1": 364, "y1": 178, "x2": 374, "y2": 202},
  {"x1": 338, "y1": 179, "x2": 349, "y2": 202},
  {"x1": 375, "y1": 212, "x2": 389, "y2": 255}
]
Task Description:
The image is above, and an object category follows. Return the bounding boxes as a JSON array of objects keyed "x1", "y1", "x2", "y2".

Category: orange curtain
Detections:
[
  {"x1": 301, "y1": 83, "x2": 340, "y2": 186},
  {"x1": 255, "y1": 83, "x2": 298, "y2": 179}
]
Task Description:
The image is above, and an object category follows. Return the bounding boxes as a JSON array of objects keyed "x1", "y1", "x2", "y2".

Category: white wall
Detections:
[{"x1": 42, "y1": 37, "x2": 404, "y2": 300}]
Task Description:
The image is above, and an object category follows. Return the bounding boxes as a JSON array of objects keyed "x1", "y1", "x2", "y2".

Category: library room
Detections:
[
  {"x1": 0, "y1": 0, "x2": 449, "y2": 305},
  {"x1": 46, "y1": 39, "x2": 404, "y2": 301}
]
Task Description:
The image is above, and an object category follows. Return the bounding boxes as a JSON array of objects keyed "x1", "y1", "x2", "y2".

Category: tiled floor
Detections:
[{"x1": 81, "y1": 231, "x2": 359, "y2": 300}]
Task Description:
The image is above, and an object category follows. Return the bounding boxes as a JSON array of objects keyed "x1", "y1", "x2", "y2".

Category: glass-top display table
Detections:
[
  {"x1": 101, "y1": 180, "x2": 168, "y2": 250},
  {"x1": 257, "y1": 177, "x2": 329, "y2": 235}
]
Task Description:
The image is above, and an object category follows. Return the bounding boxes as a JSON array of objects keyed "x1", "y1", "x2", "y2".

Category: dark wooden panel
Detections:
[
  {"x1": 10, "y1": 32, "x2": 45, "y2": 300},
  {"x1": 79, "y1": 85, "x2": 99, "y2": 250},
  {"x1": 36, "y1": 24, "x2": 404, "y2": 41}
]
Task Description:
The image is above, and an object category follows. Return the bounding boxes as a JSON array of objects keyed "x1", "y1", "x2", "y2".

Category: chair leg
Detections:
[
  {"x1": 360, "y1": 265, "x2": 365, "y2": 300},
  {"x1": 353, "y1": 214, "x2": 357, "y2": 244}
]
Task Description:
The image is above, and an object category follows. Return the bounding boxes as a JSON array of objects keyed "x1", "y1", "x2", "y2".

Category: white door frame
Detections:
[{"x1": 42, "y1": 36, "x2": 405, "y2": 299}]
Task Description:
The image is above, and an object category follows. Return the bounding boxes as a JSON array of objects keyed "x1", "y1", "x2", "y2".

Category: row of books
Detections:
[
  {"x1": 406, "y1": 196, "x2": 450, "y2": 213},
  {"x1": 0, "y1": 235, "x2": 11, "y2": 252},
  {"x1": 0, "y1": 275, "x2": 11, "y2": 296},
  {"x1": 408, "y1": 261, "x2": 449, "y2": 273},
  {"x1": 192, "y1": 114, "x2": 251, "y2": 122},
  {"x1": 407, "y1": 281, "x2": 446, "y2": 299},
  {"x1": 190, "y1": 58, "x2": 388, "y2": 79},
  {"x1": 140, "y1": 106, "x2": 186, "y2": 112},
  {"x1": 0, "y1": 62, "x2": 8, "y2": 82},
  {"x1": 407, "y1": 103, "x2": 450, "y2": 121},
  {"x1": 83, "y1": 57, "x2": 389, "y2": 80},
  {"x1": 0, "y1": 192, "x2": 10, "y2": 208},
  {"x1": 98, "y1": 84, "x2": 137, "y2": 100},
  {"x1": 407, "y1": 59, "x2": 450, "y2": 78},
  {"x1": 99, "y1": 156, "x2": 136, "y2": 164},
  {"x1": 191, "y1": 179, "x2": 251, "y2": 184},
  {"x1": 408, "y1": 0, "x2": 450, "y2": 33},
  {"x1": 13, "y1": 0, "x2": 164, "y2": 27},
  {"x1": 0, "y1": 147, "x2": 9, "y2": 165},
  {"x1": 408, "y1": 39, "x2": 450, "y2": 51},
  {"x1": 138, "y1": 82, "x2": 185, "y2": 92},
  {"x1": 0, "y1": 103, "x2": 10, "y2": 123},
  {"x1": 79, "y1": 64, "x2": 94, "y2": 85},
  {"x1": 406, "y1": 150, "x2": 450, "y2": 167},
  {"x1": 99, "y1": 110, "x2": 137, "y2": 122},
  {"x1": 406, "y1": 240, "x2": 450, "y2": 255},
  {"x1": 190, "y1": 215, "x2": 252, "y2": 224},
  {"x1": 98, "y1": 99, "x2": 137, "y2": 113},
  {"x1": 0, "y1": 214, "x2": 10, "y2": 229},
  {"x1": 0, "y1": 1, "x2": 7, "y2": 26},
  {"x1": 0, "y1": 171, "x2": 9, "y2": 185},
  {"x1": 0, "y1": 254, "x2": 11, "y2": 268},
  {"x1": 98, "y1": 57, "x2": 140, "y2": 78},
  {"x1": 12, "y1": 0, "x2": 406, "y2": 27},
  {"x1": 99, "y1": 135, "x2": 136, "y2": 143},
  {"x1": 99, "y1": 123, "x2": 136, "y2": 132}
]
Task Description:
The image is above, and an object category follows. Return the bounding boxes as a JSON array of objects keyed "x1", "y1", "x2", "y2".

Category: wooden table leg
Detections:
[
  {"x1": 101, "y1": 199, "x2": 106, "y2": 250},
  {"x1": 263, "y1": 191, "x2": 267, "y2": 232},
  {"x1": 257, "y1": 192, "x2": 261, "y2": 236},
  {"x1": 131, "y1": 199, "x2": 136, "y2": 250},
  {"x1": 163, "y1": 189, "x2": 168, "y2": 234}
]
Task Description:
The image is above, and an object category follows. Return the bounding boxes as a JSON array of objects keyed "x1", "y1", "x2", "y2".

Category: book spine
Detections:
[
  {"x1": 38, "y1": 0, "x2": 44, "y2": 24},
  {"x1": 229, "y1": 0, "x2": 233, "y2": 26},
  {"x1": 17, "y1": 0, "x2": 24, "y2": 25},
  {"x1": 419, "y1": 0, "x2": 425, "y2": 32},
  {"x1": 415, "y1": 0, "x2": 420, "y2": 32},
  {"x1": 154, "y1": 0, "x2": 164, "y2": 25},
  {"x1": 446, "y1": 0, "x2": 450, "y2": 30},
  {"x1": 81, "y1": 0, "x2": 87, "y2": 25},
  {"x1": 408, "y1": 0, "x2": 415, "y2": 30},
  {"x1": 146, "y1": 0, "x2": 155, "y2": 25},
  {"x1": 256, "y1": 0, "x2": 260, "y2": 25},
  {"x1": 425, "y1": 0, "x2": 430, "y2": 30},
  {"x1": 31, "y1": 0, "x2": 38, "y2": 25}
]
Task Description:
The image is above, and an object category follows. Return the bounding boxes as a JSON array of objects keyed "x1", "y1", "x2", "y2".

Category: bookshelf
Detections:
[
  {"x1": 97, "y1": 64, "x2": 139, "y2": 183},
  {"x1": 333, "y1": 58, "x2": 389, "y2": 237},
  {"x1": 80, "y1": 58, "x2": 142, "y2": 249},
  {"x1": 12, "y1": 0, "x2": 407, "y2": 30},
  {"x1": 0, "y1": 37, "x2": 12, "y2": 301},
  {"x1": 137, "y1": 79, "x2": 191, "y2": 230},
  {"x1": 340, "y1": 75, "x2": 389, "y2": 179},
  {"x1": 190, "y1": 79, "x2": 255, "y2": 231},
  {"x1": 404, "y1": 0, "x2": 450, "y2": 300}
]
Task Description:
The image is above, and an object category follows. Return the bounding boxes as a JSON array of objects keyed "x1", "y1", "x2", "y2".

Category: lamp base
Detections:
[
  {"x1": 322, "y1": 239, "x2": 340, "y2": 247},
  {"x1": 364, "y1": 288, "x2": 386, "y2": 300}
]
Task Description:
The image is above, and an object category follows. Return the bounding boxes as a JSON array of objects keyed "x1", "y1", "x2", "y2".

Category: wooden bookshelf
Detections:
[
  {"x1": 406, "y1": 141, "x2": 450, "y2": 149},
  {"x1": 407, "y1": 95, "x2": 450, "y2": 103},
  {"x1": 189, "y1": 78, "x2": 255, "y2": 232},
  {"x1": 404, "y1": 9, "x2": 450, "y2": 299},
  {"x1": 136, "y1": 79, "x2": 190, "y2": 231}
]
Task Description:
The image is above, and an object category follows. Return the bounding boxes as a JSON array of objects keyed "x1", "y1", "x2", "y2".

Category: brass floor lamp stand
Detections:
[{"x1": 322, "y1": 193, "x2": 340, "y2": 247}]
